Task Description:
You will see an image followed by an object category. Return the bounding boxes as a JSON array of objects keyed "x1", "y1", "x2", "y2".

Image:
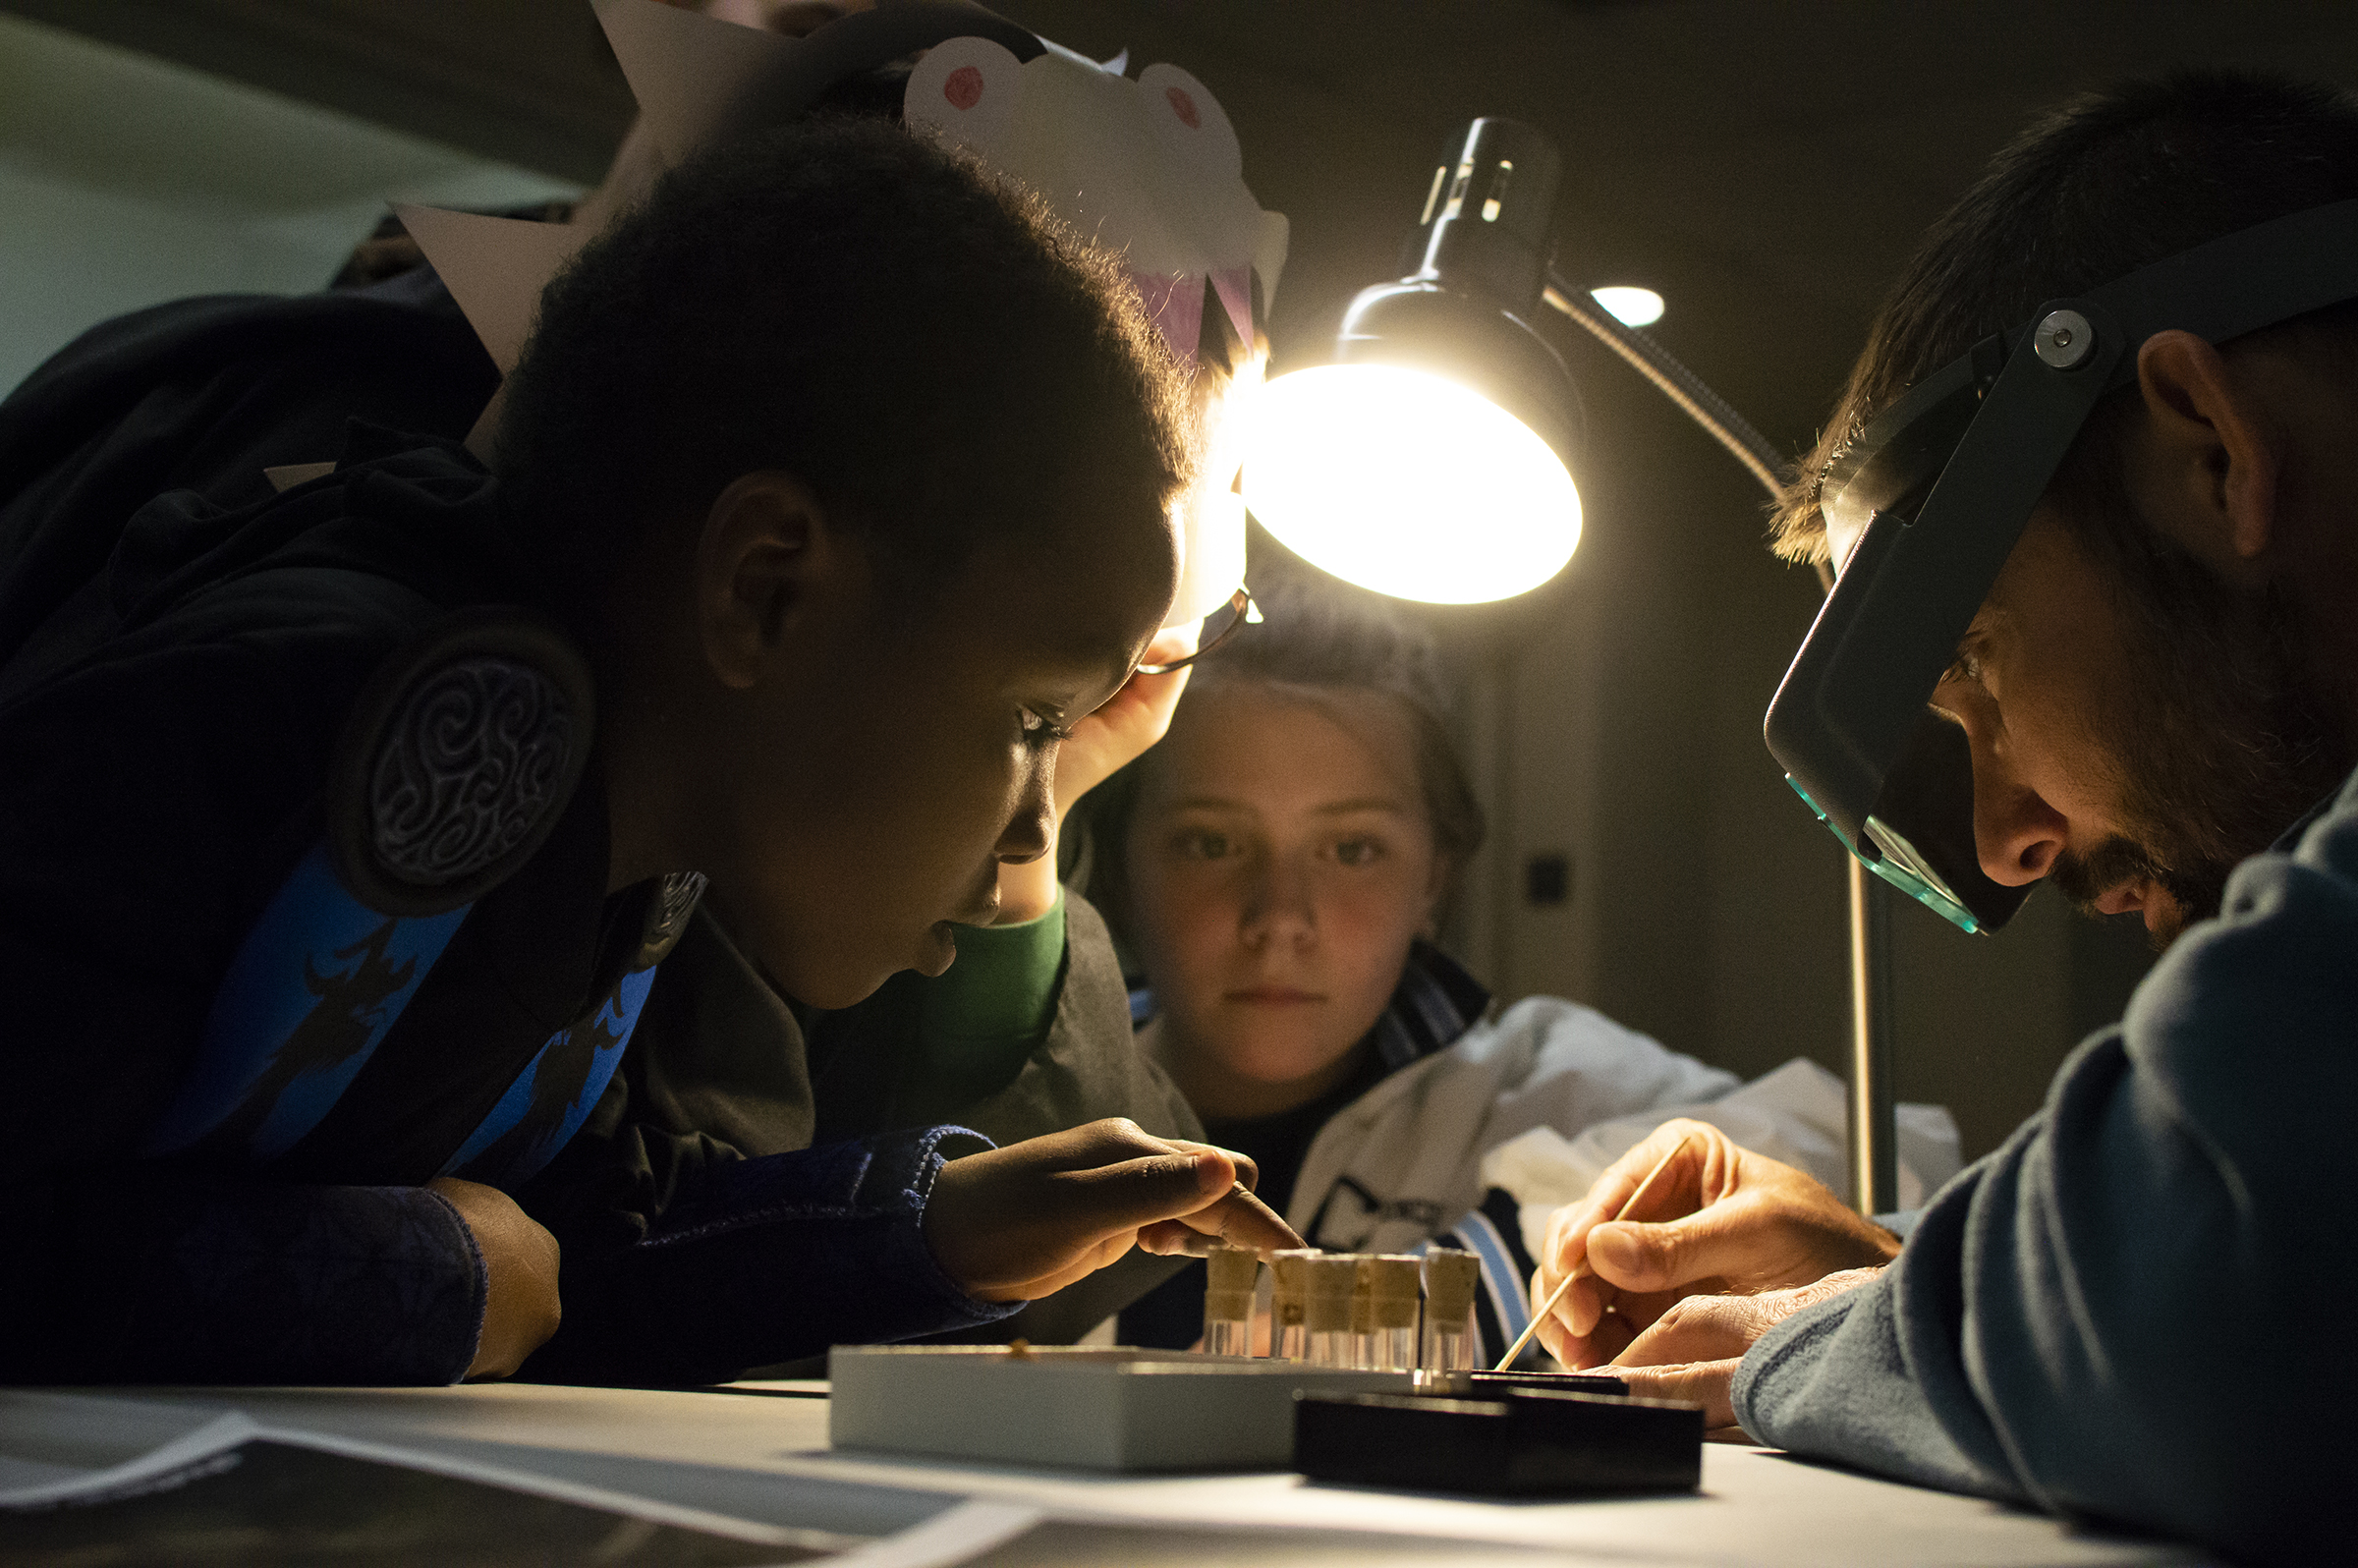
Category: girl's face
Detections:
[{"x1": 1124, "y1": 682, "x2": 1446, "y2": 1119}]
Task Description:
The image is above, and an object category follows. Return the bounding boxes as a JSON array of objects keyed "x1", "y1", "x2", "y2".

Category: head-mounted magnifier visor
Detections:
[{"x1": 1766, "y1": 197, "x2": 2358, "y2": 932}]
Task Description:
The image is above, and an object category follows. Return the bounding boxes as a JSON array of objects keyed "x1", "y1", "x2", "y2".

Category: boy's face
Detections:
[{"x1": 697, "y1": 521, "x2": 1172, "y2": 1009}]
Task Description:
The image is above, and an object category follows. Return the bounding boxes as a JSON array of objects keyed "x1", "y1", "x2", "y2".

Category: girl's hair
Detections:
[{"x1": 1071, "y1": 571, "x2": 1487, "y2": 944}]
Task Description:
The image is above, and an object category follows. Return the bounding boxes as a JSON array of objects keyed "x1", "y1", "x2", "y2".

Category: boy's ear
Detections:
[
  {"x1": 2129, "y1": 329, "x2": 2281, "y2": 578},
  {"x1": 694, "y1": 471, "x2": 841, "y2": 691}
]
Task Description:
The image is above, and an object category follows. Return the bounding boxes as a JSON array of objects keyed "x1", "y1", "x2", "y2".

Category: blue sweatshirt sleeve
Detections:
[
  {"x1": 520, "y1": 1125, "x2": 1019, "y2": 1385},
  {"x1": 1732, "y1": 775, "x2": 2358, "y2": 1565},
  {"x1": 9, "y1": 1172, "x2": 488, "y2": 1385}
]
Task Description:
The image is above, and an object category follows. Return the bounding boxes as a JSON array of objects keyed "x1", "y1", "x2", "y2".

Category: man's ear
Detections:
[
  {"x1": 2129, "y1": 329, "x2": 2280, "y2": 575},
  {"x1": 694, "y1": 471, "x2": 841, "y2": 691}
]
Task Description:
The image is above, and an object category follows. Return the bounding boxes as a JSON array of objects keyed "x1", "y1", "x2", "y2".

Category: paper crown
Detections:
[
  {"x1": 900, "y1": 36, "x2": 1287, "y2": 364},
  {"x1": 402, "y1": 0, "x2": 1283, "y2": 627}
]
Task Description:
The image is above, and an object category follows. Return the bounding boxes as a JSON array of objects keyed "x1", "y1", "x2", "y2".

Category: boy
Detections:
[
  {"x1": 0, "y1": 0, "x2": 1268, "y2": 1357},
  {"x1": 0, "y1": 116, "x2": 1290, "y2": 1387}
]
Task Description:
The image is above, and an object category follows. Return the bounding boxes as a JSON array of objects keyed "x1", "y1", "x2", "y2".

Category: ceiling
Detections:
[
  {"x1": 0, "y1": 11, "x2": 576, "y2": 219},
  {"x1": 11, "y1": 0, "x2": 2356, "y2": 451}
]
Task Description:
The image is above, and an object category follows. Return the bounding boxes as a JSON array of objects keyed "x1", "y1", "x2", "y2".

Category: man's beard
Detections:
[{"x1": 2048, "y1": 548, "x2": 2347, "y2": 948}]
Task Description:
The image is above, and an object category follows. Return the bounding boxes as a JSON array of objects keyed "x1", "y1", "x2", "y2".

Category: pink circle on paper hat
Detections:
[{"x1": 902, "y1": 35, "x2": 1022, "y2": 155}]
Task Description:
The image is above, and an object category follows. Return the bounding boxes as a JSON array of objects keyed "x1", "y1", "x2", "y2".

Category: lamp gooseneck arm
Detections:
[
  {"x1": 1540, "y1": 271, "x2": 1787, "y2": 505},
  {"x1": 1542, "y1": 265, "x2": 1897, "y2": 1217}
]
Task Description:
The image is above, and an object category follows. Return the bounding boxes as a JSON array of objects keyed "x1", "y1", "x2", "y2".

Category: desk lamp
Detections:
[{"x1": 1243, "y1": 117, "x2": 1905, "y2": 1214}]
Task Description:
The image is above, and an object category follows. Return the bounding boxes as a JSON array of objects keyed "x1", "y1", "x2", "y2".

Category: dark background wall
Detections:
[{"x1": 11, "y1": 0, "x2": 2355, "y2": 1159}]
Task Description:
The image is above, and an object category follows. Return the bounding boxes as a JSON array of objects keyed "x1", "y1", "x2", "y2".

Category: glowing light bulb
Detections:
[
  {"x1": 1240, "y1": 364, "x2": 1581, "y2": 604},
  {"x1": 1591, "y1": 286, "x2": 1664, "y2": 327}
]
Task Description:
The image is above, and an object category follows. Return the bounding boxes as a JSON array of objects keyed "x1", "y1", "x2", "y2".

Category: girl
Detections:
[{"x1": 1080, "y1": 579, "x2": 1959, "y2": 1359}]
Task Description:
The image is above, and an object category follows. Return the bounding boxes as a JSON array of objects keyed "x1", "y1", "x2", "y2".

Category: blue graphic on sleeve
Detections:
[
  {"x1": 441, "y1": 964, "x2": 660, "y2": 1188},
  {"x1": 144, "y1": 844, "x2": 471, "y2": 1161}
]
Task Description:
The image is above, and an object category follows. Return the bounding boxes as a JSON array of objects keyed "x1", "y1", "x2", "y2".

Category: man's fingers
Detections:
[
  {"x1": 1586, "y1": 1200, "x2": 1787, "y2": 1295},
  {"x1": 1543, "y1": 1119, "x2": 1720, "y2": 1281},
  {"x1": 1613, "y1": 1270, "x2": 1883, "y2": 1372},
  {"x1": 1561, "y1": 1270, "x2": 1611, "y2": 1340},
  {"x1": 1613, "y1": 1293, "x2": 1768, "y2": 1368},
  {"x1": 1540, "y1": 1304, "x2": 1638, "y2": 1371},
  {"x1": 1585, "y1": 1216, "x2": 1697, "y2": 1292},
  {"x1": 1534, "y1": 1309, "x2": 1573, "y2": 1366},
  {"x1": 1613, "y1": 1359, "x2": 1741, "y2": 1429}
]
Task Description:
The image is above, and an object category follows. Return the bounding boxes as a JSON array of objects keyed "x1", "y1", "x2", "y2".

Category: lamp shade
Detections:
[
  {"x1": 1244, "y1": 364, "x2": 1579, "y2": 603},
  {"x1": 1238, "y1": 117, "x2": 1584, "y2": 604}
]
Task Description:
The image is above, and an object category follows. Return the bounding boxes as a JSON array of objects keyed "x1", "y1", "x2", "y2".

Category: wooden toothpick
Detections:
[{"x1": 1492, "y1": 1136, "x2": 1690, "y2": 1372}]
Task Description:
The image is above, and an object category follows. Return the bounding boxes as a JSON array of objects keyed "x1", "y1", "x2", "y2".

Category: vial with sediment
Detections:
[{"x1": 1201, "y1": 1245, "x2": 1260, "y2": 1357}]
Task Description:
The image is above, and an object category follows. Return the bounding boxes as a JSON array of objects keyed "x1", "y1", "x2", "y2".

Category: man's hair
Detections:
[
  {"x1": 1074, "y1": 570, "x2": 1487, "y2": 941},
  {"x1": 1772, "y1": 70, "x2": 2358, "y2": 565},
  {"x1": 497, "y1": 115, "x2": 1192, "y2": 597}
]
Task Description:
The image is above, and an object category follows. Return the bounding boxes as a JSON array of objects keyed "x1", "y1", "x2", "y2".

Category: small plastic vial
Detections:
[
  {"x1": 1304, "y1": 1254, "x2": 1359, "y2": 1367},
  {"x1": 1269, "y1": 1249, "x2": 1317, "y2": 1362},
  {"x1": 1358, "y1": 1254, "x2": 1424, "y2": 1371},
  {"x1": 1421, "y1": 1248, "x2": 1482, "y2": 1371},
  {"x1": 1202, "y1": 1245, "x2": 1260, "y2": 1357}
]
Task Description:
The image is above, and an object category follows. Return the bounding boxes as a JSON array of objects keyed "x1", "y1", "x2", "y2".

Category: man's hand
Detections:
[
  {"x1": 1533, "y1": 1118, "x2": 1900, "y2": 1369},
  {"x1": 426, "y1": 1177, "x2": 562, "y2": 1380},
  {"x1": 924, "y1": 1118, "x2": 1300, "y2": 1303},
  {"x1": 1605, "y1": 1268, "x2": 1885, "y2": 1428},
  {"x1": 996, "y1": 624, "x2": 1199, "y2": 923}
]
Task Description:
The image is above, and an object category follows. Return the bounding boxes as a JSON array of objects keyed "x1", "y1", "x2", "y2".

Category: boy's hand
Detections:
[
  {"x1": 996, "y1": 624, "x2": 1199, "y2": 923},
  {"x1": 426, "y1": 1177, "x2": 563, "y2": 1380},
  {"x1": 924, "y1": 1118, "x2": 1301, "y2": 1303},
  {"x1": 1532, "y1": 1119, "x2": 1900, "y2": 1370}
]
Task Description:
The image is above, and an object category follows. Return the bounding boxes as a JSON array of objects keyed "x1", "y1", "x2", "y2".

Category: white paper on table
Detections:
[{"x1": 0, "y1": 1407, "x2": 1042, "y2": 1565}]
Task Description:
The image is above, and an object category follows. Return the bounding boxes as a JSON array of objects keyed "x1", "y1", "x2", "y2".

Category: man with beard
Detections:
[{"x1": 1527, "y1": 72, "x2": 2358, "y2": 1563}]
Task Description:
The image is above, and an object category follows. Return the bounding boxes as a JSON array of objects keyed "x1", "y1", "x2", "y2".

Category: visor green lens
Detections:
[{"x1": 1783, "y1": 775, "x2": 1983, "y2": 934}]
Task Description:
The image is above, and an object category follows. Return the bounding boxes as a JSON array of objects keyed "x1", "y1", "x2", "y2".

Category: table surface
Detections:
[{"x1": 0, "y1": 1381, "x2": 2214, "y2": 1567}]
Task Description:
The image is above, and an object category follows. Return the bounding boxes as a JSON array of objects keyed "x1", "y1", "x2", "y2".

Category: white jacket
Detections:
[{"x1": 1279, "y1": 993, "x2": 1964, "y2": 1260}]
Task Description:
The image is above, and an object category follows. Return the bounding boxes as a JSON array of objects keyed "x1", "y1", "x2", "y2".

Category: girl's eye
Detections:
[
  {"x1": 1175, "y1": 829, "x2": 1231, "y2": 861},
  {"x1": 1331, "y1": 836, "x2": 1384, "y2": 868}
]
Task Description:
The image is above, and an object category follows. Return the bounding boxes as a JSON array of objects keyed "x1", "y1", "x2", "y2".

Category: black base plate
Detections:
[{"x1": 1295, "y1": 1389, "x2": 1703, "y2": 1497}]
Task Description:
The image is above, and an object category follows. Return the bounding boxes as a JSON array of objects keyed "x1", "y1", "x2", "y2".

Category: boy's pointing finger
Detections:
[{"x1": 1141, "y1": 1180, "x2": 1305, "y2": 1257}]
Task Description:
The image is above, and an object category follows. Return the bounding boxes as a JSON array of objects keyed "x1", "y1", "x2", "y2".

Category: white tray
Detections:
[{"x1": 827, "y1": 1346, "x2": 1412, "y2": 1472}]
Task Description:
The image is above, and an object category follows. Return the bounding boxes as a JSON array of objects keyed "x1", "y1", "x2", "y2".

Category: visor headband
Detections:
[
  {"x1": 1819, "y1": 197, "x2": 2358, "y2": 574},
  {"x1": 1768, "y1": 196, "x2": 2358, "y2": 932}
]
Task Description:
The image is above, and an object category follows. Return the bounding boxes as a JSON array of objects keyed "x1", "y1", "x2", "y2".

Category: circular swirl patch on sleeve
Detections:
[{"x1": 328, "y1": 609, "x2": 597, "y2": 916}]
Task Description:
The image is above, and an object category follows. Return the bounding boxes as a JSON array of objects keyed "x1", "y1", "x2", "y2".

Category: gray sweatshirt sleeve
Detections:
[{"x1": 1732, "y1": 775, "x2": 2358, "y2": 1566}]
